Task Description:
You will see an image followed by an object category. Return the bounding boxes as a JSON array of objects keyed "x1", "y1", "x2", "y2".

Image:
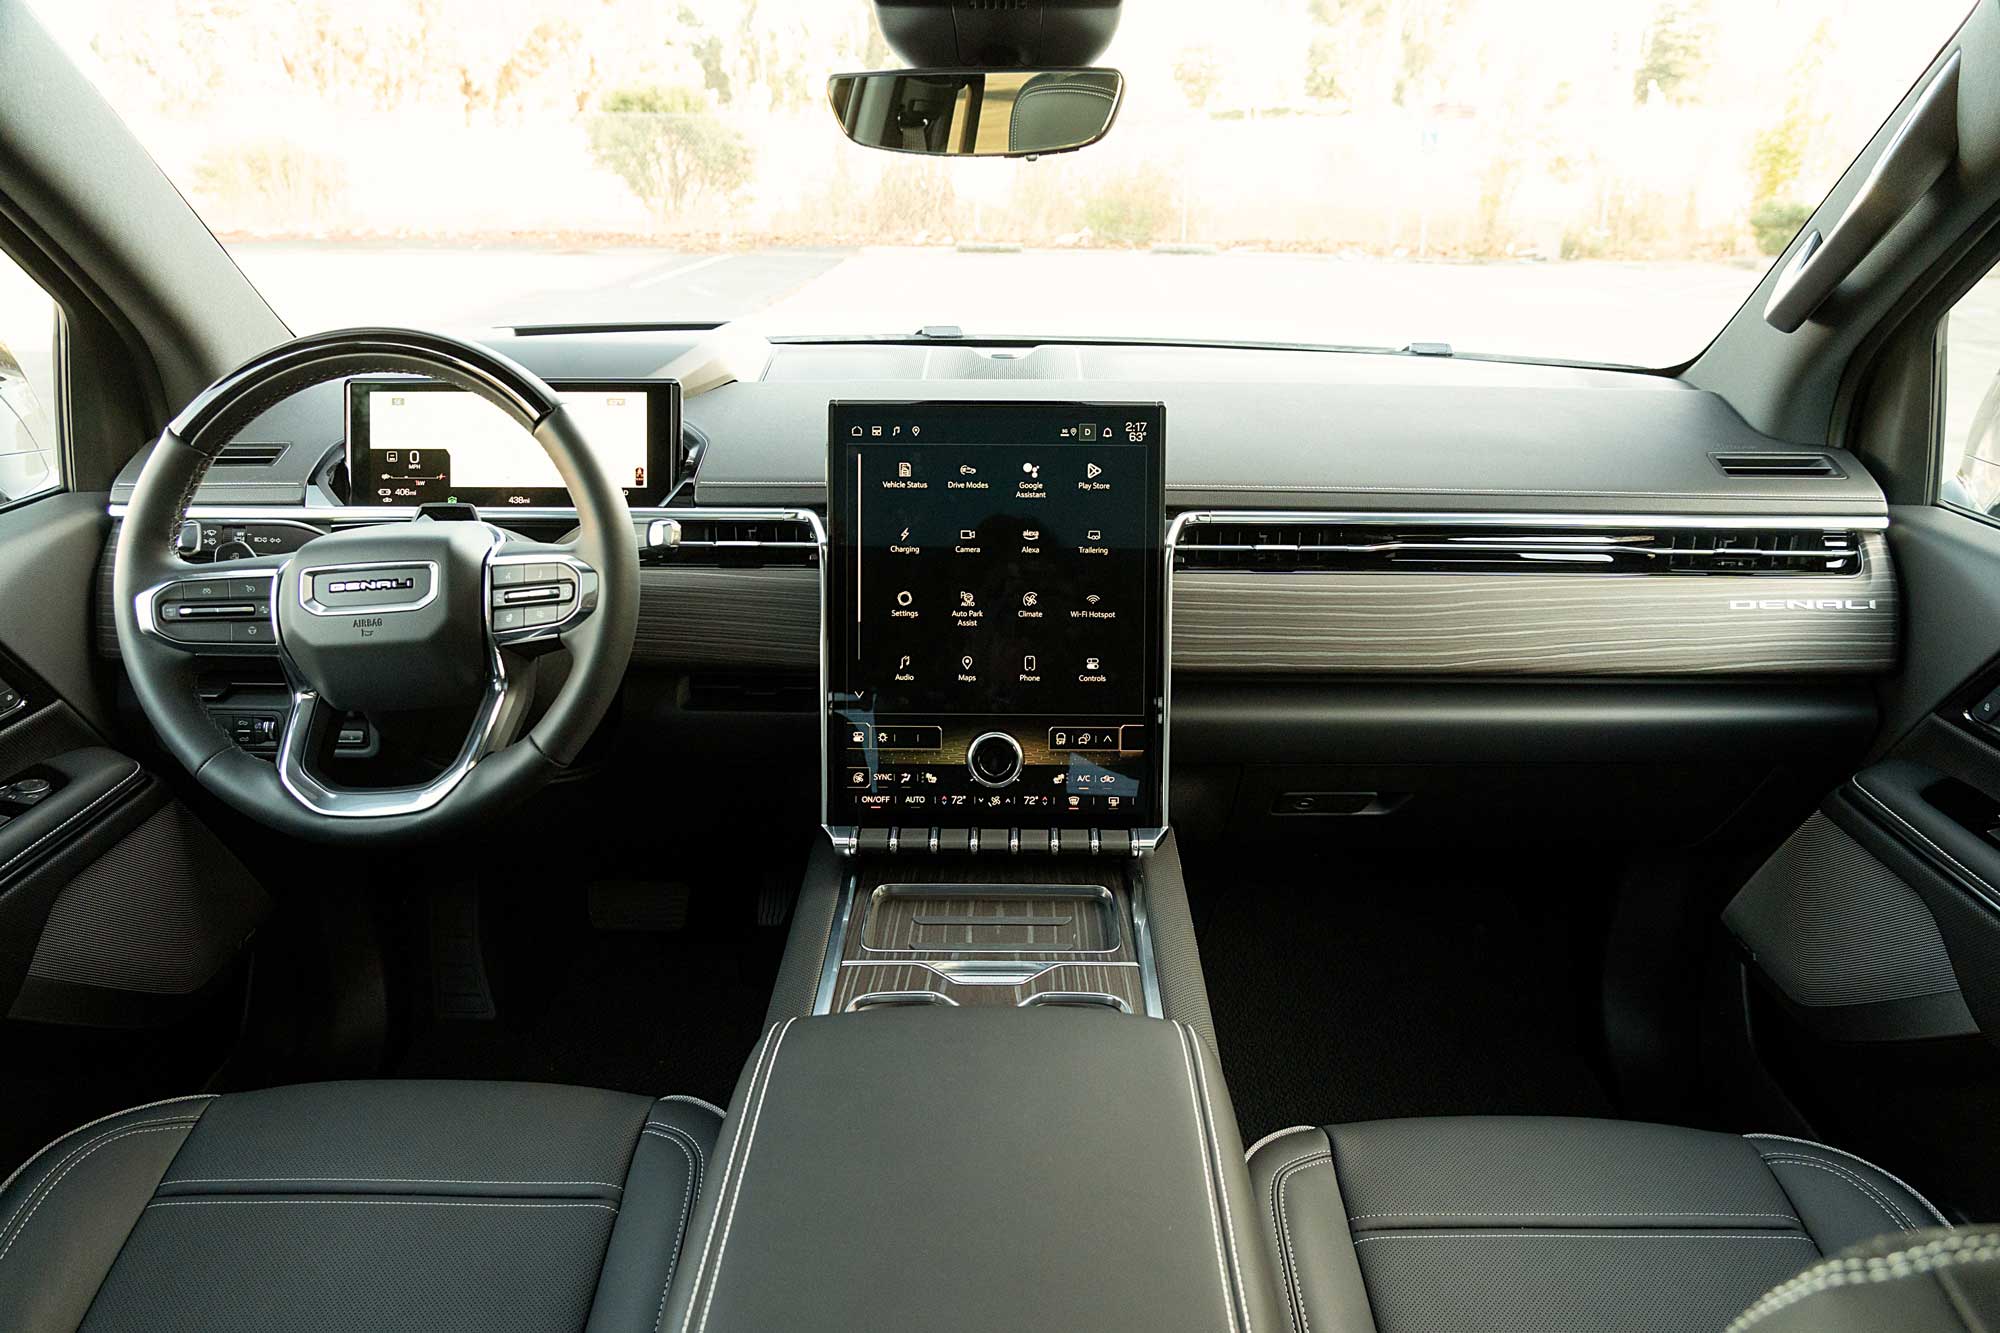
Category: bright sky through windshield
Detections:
[{"x1": 36, "y1": 0, "x2": 1976, "y2": 365}]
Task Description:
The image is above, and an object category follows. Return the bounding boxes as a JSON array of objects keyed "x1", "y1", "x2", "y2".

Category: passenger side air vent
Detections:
[
  {"x1": 1711, "y1": 452, "x2": 1842, "y2": 478},
  {"x1": 1173, "y1": 520, "x2": 1863, "y2": 576},
  {"x1": 644, "y1": 512, "x2": 820, "y2": 567},
  {"x1": 214, "y1": 442, "x2": 288, "y2": 467}
]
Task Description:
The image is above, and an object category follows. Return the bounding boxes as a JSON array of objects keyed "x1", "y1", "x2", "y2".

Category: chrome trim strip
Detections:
[
  {"x1": 297, "y1": 559, "x2": 440, "y2": 617},
  {"x1": 1165, "y1": 510, "x2": 1890, "y2": 536},
  {"x1": 843, "y1": 990, "x2": 960, "y2": 1012},
  {"x1": 837, "y1": 958, "x2": 1140, "y2": 988},
  {"x1": 1129, "y1": 859, "x2": 1166, "y2": 1018},
  {"x1": 811, "y1": 869, "x2": 858, "y2": 1015},
  {"x1": 1021, "y1": 991, "x2": 1133, "y2": 1013}
]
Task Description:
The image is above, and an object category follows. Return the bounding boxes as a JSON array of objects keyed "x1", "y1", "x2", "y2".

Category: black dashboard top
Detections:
[{"x1": 110, "y1": 333, "x2": 1890, "y2": 521}]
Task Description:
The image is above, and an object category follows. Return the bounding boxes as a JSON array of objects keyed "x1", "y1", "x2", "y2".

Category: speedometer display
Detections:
[{"x1": 347, "y1": 378, "x2": 677, "y2": 508}]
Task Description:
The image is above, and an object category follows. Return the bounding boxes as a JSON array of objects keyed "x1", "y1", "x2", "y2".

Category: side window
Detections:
[
  {"x1": 1942, "y1": 266, "x2": 2000, "y2": 521},
  {"x1": 0, "y1": 253, "x2": 61, "y2": 506}
]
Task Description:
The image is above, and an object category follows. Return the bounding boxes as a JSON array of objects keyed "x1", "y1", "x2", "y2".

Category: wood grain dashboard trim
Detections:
[
  {"x1": 1171, "y1": 531, "x2": 1897, "y2": 676},
  {"x1": 616, "y1": 532, "x2": 1897, "y2": 677}
]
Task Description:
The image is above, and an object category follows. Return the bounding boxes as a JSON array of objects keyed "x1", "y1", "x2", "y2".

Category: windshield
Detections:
[{"x1": 38, "y1": 0, "x2": 1973, "y2": 367}]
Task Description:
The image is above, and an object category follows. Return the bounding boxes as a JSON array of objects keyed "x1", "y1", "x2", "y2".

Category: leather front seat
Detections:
[
  {"x1": 1250, "y1": 1116, "x2": 1957, "y2": 1333},
  {"x1": 0, "y1": 1081, "x2": 720, "y2": 1332}
]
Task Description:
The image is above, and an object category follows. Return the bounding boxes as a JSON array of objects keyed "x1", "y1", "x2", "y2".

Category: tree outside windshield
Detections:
[{"x1": 37, "y1": 0, "x2": 1974, "y2": 365}]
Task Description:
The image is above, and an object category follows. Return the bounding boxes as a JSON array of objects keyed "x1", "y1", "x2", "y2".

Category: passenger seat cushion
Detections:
[
  {"x1": 1250, "y1": 1117, "x2": 1949, "y2": 1333},
  {"x1": 0, "y1": 1081, "x2": 723, "y2": 1333}
]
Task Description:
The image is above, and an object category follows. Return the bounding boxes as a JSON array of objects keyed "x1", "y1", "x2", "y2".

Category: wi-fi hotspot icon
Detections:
[{"x1": 1086, "y1": 594, "x2": 1101, "y2": 605}]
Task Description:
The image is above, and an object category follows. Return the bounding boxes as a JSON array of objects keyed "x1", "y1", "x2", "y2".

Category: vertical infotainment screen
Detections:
[{"x1": 826, "y1": 401, "x2": 1166, "y2": 843}]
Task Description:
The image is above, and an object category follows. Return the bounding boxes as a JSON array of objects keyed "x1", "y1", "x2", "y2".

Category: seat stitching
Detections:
[
  {"x1": 1262, "y1": 1144, "x2": 1334, "y2": 1333},
  {"x1": 1275, "y1": 1154, "x2": 1335, "y2": 1333},
  {"x1": 1244, "y1": 1125, "x2": 1320, "y2": 1163},
  {"x1": 165, "y1": 1175, "x2": 624, "y2": 1189},
  {"x1": 1350, "y1": 1232, "x2": 1818, "y2": 1244},
  {"x1": 646, "y1": 1125, "x2": 704, "y2": 1333},
  {"x1": 0, "y1": 1121, "x2": 201, "y2": 1264},
  {"x1": 1759, "y1": 1153, "x2": 1915, "y2": 1229},
  {"x1": 1174, "y1": 1022, "x2": 1240, "y2": 1333},
  {"x1": 654, "y1": 1095, "x2": 726, "y2": 1118},
  {"x1": 0, "y1": 1095, "x2": 213, "y2": 1201},
  {"x1": 1184, "y1": 1023, "x2": 1253, "y2": 1333},
  {"x1": 691, "y1": 1015, "x2": 796, "y2": 1333},
  {"x1": 0, "y1": 765, "x2": 144, "y2": 883},
  {"x1": 1346, "y1": 1210, "x2": 1802, "y2": 1223},
  {"x1": 1727, "y1": 1230, "x2": 2000, "y2": 1330},
  {"x1": 674, "y1": 1020, "x2": 784, "y2": 1333},
  {"x1": 1744, "y1": 1133, "x2": 1950, "y2": 1226},
  {"x1": 0, "y1": 1112, "x2": 207, "y2": 1240},
  {"x1": 144, "y1": 1198, "x2": 617, "y2": 1211},
  {"x1": 1759, "y1": 1155, "x2": 1915, "y2": 1232}
]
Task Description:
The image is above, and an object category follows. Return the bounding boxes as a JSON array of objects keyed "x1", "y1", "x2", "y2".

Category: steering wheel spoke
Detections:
[
  {"x1": 275, "y1": 661, "x2": 517, "y2": 820},
  {"x1": 134, "y1": 557, "x2": 286, "y2": 656},
  {"x1": 487, "y1": 543, "x2": 600, "y2": 646}
]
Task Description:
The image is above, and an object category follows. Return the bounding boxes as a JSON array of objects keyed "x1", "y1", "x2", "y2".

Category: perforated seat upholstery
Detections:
[
  {"x1": 1249, "y1": 1116, "x2": 1955, "y2": 1333},
  {"x1": 0, "y1": 1081, "x2": 720, "y2": 1333}
]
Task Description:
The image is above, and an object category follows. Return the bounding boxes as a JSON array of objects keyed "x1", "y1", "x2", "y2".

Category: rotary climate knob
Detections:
[{"x1": 966, "y1": 731, "x2": 1024, "y2": 788}]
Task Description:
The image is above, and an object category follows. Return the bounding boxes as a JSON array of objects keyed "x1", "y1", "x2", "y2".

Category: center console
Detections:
[
  {"x1": 704, "y1": 405, "x2": 1267, "y2": 1331},
  {"x1": 823, "y1": 400, "x2": 1167, "y2": 855}
]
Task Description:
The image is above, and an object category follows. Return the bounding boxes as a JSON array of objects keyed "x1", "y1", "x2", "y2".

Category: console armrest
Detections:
[{"x1": 661, "y1": 1007, "x2": 1280, "y2": 1333}]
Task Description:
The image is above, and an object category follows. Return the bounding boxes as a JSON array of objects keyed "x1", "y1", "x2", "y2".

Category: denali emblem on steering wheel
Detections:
[{"x1": 328, "y1": 576, "x2": 413, "y2": 594}]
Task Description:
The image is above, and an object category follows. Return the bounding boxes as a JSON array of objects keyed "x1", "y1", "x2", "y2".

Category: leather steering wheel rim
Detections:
[{"x1": 112, "y1": 327, "x2": 640, "y2": 843}]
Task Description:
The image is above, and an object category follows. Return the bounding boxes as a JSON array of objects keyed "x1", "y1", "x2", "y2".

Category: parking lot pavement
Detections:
[{"x1": 228, "y1": 242, "x2": 1767, "y2": 368}]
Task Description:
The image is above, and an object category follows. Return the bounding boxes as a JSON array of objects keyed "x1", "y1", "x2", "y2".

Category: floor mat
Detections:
[
  {"x1": 391, "y1": 879, "x2": 785, "y2": 1110},
  {"x1": 1191, "y1": 849, "x2": 1617, "y2": 1143}
]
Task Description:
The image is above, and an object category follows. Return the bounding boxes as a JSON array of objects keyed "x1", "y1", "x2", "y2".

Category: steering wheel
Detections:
[{"x1": 112, "y1": 328, "x2": 639, "y2": 843}]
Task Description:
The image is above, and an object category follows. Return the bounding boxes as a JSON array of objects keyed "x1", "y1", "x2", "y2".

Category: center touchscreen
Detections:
[{"x1": 826, "y1": 400, "x2": 1166, "y2": 842}]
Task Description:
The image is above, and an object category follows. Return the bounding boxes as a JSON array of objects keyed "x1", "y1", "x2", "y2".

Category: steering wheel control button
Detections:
[{"x1": 966, "y1": 731, "x2": 1025, "y2": 788}]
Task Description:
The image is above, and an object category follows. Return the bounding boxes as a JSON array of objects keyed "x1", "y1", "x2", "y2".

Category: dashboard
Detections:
[
  {"x1": 825, "y1": 401, "x2": 1166, "y2": 849},
  {"x1": 100, "y1": 333, "x2": 1904, "y2": 849}
]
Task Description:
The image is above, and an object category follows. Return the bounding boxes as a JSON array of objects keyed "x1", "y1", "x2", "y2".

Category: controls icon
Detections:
[{"x1": 896, "y1": 590, "x2": 914, "y2": 607}]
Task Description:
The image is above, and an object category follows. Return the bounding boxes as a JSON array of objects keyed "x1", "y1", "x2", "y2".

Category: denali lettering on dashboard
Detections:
[
  {"x1": 1727, "y1": 598, "x2": 1881, "y2": 611},
  {"x1": 327, "y1": 577, "x2": 414, "y2": 594}
]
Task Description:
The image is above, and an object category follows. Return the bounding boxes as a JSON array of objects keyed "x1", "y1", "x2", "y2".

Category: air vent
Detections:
[
  {"x1": 645, "y1": 512, "x2": 819, "y2": 567},
  {"x1": 1712, "y1": 452, "x2": 1842, "y2": 478},
  {"x1": 215, "y1": 442, "x2": 288, "y2": 467},
  {"x1": 1174, "y1": 520, "x2": 1863, "y2": 577}
]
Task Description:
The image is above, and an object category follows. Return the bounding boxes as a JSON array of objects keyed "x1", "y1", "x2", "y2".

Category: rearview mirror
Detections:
[{"x1": 827, "y1": 68, "x2": 1122, "y2": 158}]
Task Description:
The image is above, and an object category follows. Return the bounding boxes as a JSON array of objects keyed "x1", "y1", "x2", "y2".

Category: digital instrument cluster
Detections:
[
  {"x1": 347, "y1": 378, "x2": 679, "y2": 508},
  {"x1": 825, "y1": 400, "x2": 1166, "y2": 843}
]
